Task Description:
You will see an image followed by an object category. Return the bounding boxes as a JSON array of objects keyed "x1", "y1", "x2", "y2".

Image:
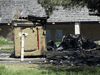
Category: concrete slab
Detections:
[{"x1": 0, "y1": 58, "x2": 44, "y2": 63}]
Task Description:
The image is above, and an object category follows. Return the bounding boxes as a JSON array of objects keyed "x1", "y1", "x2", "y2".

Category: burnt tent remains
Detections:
[
  {"x1": 12, "y1": 15, "x2": 49, "y2": 30},
  {"x1": 64, "y1": 34, "x2": 97, "y2": 50},
  {"x1": 46, "y1": 34, "x2": 100, "y2": 66},
  {"x1": 18, "y1": 15, "x2": 49, "y2": 29},
  {"x1": 47, "y1": 33, "x2": 98, "y2": 51}
]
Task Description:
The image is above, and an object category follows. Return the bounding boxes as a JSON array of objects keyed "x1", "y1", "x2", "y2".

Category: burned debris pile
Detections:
[{"x1": 46, "y1": 34, "x2": 100, "y2": 66}]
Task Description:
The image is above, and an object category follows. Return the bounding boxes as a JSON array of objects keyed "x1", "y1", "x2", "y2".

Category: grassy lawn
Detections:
[
  {"x1": 0, "y1": 36, "x2": 8, "y2": 46},
  {"x1": 0, "y1": 36, "x2": 14, "y2": 46},
  {"x1": 0, "y1": 36, "x2": 14, "y2": 52},
  {"x1": 0, "y1": 48, "x2": 14, "y2": 50},
  {"x1": 0, "y1": 63, "x2": 100, "y2": 75},
  {"x1": 0, "y1": 48, "x2": 14, "y2": 52}
]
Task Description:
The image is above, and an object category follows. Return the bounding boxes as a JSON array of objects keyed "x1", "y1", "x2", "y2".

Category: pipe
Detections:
[{"x1": 21, "y1": 34, "x2": 24, "y2": 61}]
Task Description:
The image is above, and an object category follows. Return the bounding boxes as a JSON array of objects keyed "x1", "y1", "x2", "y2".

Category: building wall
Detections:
[
  {"x1": 46, "y1": 24, "x2": 100, "y2": 42},
  {"x1": 0, "y1": 23, "x2": 100, "y2": 41},
  {"x1": 80, "y1": 24, "x2": 100, "y2": 41},
  {"x1": 46, "y1": 25, "x2": 74, "y2": 42},
  {"x1": 0, "y1": 26, "x2": 14, "y2": 40}
]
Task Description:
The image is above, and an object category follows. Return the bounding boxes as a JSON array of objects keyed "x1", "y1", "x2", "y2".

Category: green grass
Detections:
[
  {"x1": 0, "y1": 64, "x2": 100, "y2": 75},
  {"x1": 38, "y1": 64, "x2": 100, "y2": 75},
  {"x1": 55, "y1": 42, "x2": 61, "y2": 46},
  {"x1": 9, "y1": 43, "x2": 14, "y2": 45},
  {"x1": 0, "y1": 48, "x2": 14, "y2": 53},
  {"x1": 0, "y1": 48, "x2": 14, "y2": 50},
  {"x1": 0, "y1": 65, "x2": 49, "y2": 75},
  {"x1": 0, "y1": 65, "x2": 41, "y2": 75},
  {"x1": 0, "y1": 36, "x2": 14, "y2": 46},
  {"x1": 0, "y1": 36, "x2": 8, "y2": 46}
]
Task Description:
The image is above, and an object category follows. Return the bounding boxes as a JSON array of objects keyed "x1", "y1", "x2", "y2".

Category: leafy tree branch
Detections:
[{"x1": 38, "y1": 0, "x2": 100, "y2": 16}]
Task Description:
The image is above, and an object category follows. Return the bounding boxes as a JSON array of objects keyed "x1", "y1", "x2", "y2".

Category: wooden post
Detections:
[{"x1": 75, "y1": 22, "x2": 80, "y2": 34}]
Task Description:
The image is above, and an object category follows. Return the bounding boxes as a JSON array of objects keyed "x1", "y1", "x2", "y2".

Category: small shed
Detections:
[{"x1": 12, "y1": 15, "x2": 48, "y2": 58}]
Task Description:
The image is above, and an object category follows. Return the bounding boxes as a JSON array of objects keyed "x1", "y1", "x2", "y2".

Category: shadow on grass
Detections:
[{"x1": 33, "y1": 63, "x2": 100, "y2": 75}]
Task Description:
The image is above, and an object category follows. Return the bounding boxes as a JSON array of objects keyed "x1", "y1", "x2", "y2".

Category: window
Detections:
[
  {"x1": 56, "y1": 30, "x2": 63, "y2": 40},
  {"x1": 46, "y1": 30, "x2": 51, "y2": 41}
]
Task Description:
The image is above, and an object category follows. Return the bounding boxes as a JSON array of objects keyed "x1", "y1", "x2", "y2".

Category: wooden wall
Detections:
[
  {"x1": 46, "y1": 25, "x2": 74, "y2": 42},
  {"x1": 0, "y1": 23, "x2": 100, "y2": 42},
  {"x1": 46, "y1": 24, "x2": 100, "y2": 42},
  {"x1": 80, "y1": 24, "x2": 100, "y2": 41}
]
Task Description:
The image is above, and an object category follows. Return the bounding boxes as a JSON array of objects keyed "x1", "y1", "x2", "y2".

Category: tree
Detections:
[{"x1": 38, "y1": 0, "x2": 100, "y2": 16}]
